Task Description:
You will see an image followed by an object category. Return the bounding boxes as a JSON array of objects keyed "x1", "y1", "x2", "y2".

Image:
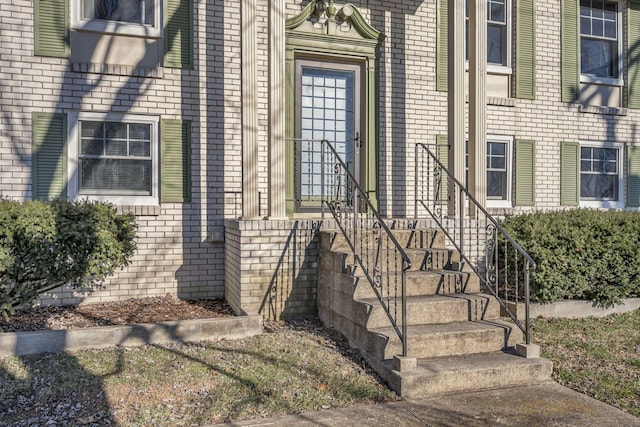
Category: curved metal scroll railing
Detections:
[
  {"x1": 311, "y1": 139, "x2": 413, "y2": 357},
  {"x1": 414, "y1": 143, "x2": 537, "y2": 344}
]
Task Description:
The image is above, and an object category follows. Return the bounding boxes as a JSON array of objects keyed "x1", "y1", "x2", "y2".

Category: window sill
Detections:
[
  {"x1": 578, "y1": 104, "x2": 627, "y2": 116},
  {"x1": 580, "y1": 201, "x2": 624, "y2": 210},
  {"x1": 465, "y1": 96, "x2": 515, "y2": 107},
  {"x1": 71, "y1": 20, "x2": 161, "y2": 38},
  {"x1": 488, "y1": 97, "x2": 516, "y2": 107},
  {"x1": 116, "y1": 205, "x2": 161, "y2": 216},
  {"x1": 486, "y1": 201, "x2": 512, "y2": 209},
  {"x1": 71, "y1": 62, "x2": 163, "y2": 78},
  {"x1": 580, "y1": 75, "x2": 623, "y2": 87}
]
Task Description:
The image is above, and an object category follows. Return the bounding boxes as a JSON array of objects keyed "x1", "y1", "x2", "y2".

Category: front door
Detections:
[{"x1": 294, "y1": 60, "x2": 361, "y2": 212}]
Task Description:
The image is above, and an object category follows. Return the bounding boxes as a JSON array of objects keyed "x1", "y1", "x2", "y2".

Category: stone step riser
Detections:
[
  {"x1": 384, "y1": 354, "x2": 553, "y2": 398},
  {"x1": 350, "y1": 271, "x2": 481, "y2": 300},
  {"x1": 365, "y1": 324, "x2": 518, "y2": 361},
  {"x1": 329, "y1": 229, "x2": 446, "y2": 252},
  {"x1": 364, "y1": 295, "x2": 500, "y2": 329},
  {"x1": 343, "y1": 248, "x2": 460, "y2": 273}
]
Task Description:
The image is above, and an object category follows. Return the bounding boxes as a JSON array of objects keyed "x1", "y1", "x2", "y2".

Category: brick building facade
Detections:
[{"x1": 1, "y1": 0, "x2": 639, "y2": 319}]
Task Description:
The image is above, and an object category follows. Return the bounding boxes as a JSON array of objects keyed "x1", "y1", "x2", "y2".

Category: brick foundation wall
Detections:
[{"x1": 224, "y1": 219, "x2": 332, "y2": 320}]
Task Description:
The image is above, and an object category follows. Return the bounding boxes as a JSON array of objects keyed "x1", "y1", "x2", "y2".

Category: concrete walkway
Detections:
[{"x1": 213, "y1": 382, "x2": 639, "y2": 427}]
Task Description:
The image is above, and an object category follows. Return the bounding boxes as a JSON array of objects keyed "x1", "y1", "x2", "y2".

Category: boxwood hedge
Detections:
[
  {"x1": 0, "y1": 199, "x2": 136, "y2": 317},
  {"x1": 499, "y1": 209, "x2": 640, "y2": 306}
]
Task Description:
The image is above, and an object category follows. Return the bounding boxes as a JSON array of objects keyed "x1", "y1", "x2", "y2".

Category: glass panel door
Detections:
[{"x1": 295, "y1": 61, "x2": 360, "y2": 211}]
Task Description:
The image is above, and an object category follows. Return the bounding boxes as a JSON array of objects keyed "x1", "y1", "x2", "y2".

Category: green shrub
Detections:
[
  {"x1": 499, "y1": 209, "x2": 640, "y2": 306},
  {"x1": 0, "y1": 199, "x2": 136, "y2": 317}
]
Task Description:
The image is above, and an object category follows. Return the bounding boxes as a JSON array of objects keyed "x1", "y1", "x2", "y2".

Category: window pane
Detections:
[
  {"x1": 488, "y1": 0, "x2": 505, "y2": 22},
  {"x1": 129, "y1": 140, "x2": 150, "y2": 157},
  {"x1": 105, "y1": 122, "x2": 127, "y2": 139},
  {"x1": 581, "y1": 38, "x2": 616, "y2": 77},
  {"x1": 581, "y1": 173, "x2": 617, "y2": 199},
  {"x1": 129, "y1": 123, "x2": 151, "y2": 140},
  {"x1": 80, "y1": 158, "x2": 151, "y2": 194},
  {"x1": 81, "y1": 121, "x2": 103, "y2": 138},
  {"x1": 487, "y1": 171, "x2": 507, "y2": 199},
  {"x1": 84, "y1": 0, "x2": 154, "y2": 25},
  {"x1": 487, "y1": 24, "x2": 505, "y2": 65},
  {"x1": 604, "y1": 20, "x2": 616, "y2": 38},
  {"x1": 105, "y1": 139, "x2": 127, "y2": 156},
  {"x1": 81, "y1": 138, "x2": 104, "y2": 156},
  {"x1": 580, "y1": 17, "x2": 591, "y2": 35}
]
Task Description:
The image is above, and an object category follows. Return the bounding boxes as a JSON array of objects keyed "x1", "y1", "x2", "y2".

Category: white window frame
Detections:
[
  {"x1": 579, "y1": 140, "x2": 624, "y2": 209},
  {"x1": 71, "y1": 0, "x2": 162, "y2": 38},
  {"x1": 466, "y1": 0, "x2": 513, "y2": 75},
  {"x1": 464, "y1": 135, "x2": 513, "y2": 208},
  {"x1": 485, "y1": 135, "x2": 513, "y2": 208},
  {"x1": 68, "y1": 111, "x2": 160, "y2": 206},
  {"x1": 579, "y1": 0, "x2": 623, "y2": 86}
]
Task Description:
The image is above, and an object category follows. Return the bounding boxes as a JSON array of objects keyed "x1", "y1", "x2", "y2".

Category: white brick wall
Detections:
[
  {"x1": 3, "y1": 0, "x2": 640, "y2": 314},
  {"x1": 0, "y1": 0, "x2": 237, "y2": 305}
]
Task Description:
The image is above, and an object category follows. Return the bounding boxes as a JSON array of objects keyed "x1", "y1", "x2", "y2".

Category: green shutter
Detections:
[
  {"x1": 34, "y1": 0, "x2": 70, "y2": 58},
  {"x1": 561, "y1": 0, "x2": 579, "y2": 103},
  {"x1": 514, "y1": 139, "x2": 535, "y2": 205},
  {"x1": 164, "y1": 0, "x2": 193, "y2": 68},
  {"x1": 161, "y1": 119, "x2": 192, "y2": 203},
  {"x1": 436, "y1": 0, "x2": 449, "y2": 92},
  {"x1": 436, "y1": 134, "x2": 449, "y2": 204},
  {"x1": 627, "y1": 146, "x2": 640, "y2": 207},
  {"x1": 560, "y1": 141, "x2": 580, "y2": 206},
  {"x1": 627, "y1": 1, "x2": 640, "y2": 109},
  {"x1": 32, "y1": 112, "x2": 67, "y2": 200},
  {"x1": 515, "y1": 0, "x2": 536, "y2": 99}
]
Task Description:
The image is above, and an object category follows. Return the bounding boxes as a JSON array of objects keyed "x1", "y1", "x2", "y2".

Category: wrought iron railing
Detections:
[
  {"x1": 414, "y1": 143, "x2": 536, "y2": 344},
  {"x1": 291, "y1": 138, "x2": 413, "y2": 357}
]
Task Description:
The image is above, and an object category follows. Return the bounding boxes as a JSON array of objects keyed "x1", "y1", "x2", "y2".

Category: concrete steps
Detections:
[
  {"x1": 317, "y1": 227, "x2": 551, "y2": 397},
  {"x1": 383, "y1": 352, "x2": 553, "y2": 398},
  {"x1": 329, "y1": 229, "x2": 446, "y2": 252},
  {"x1": 366, "y1": 320, "x2": 519, "y2": 360},
  {"x1": 360, "y1": 294, "x2": 499, "y2": 328}
]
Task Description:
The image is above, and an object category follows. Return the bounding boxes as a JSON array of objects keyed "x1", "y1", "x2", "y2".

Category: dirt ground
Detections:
[{"x1": 0, "y1": 295, "x2": 235, "y2": 333}]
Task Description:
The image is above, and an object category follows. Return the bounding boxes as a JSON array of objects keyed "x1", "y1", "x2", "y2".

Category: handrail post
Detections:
[
  {"x1": 402, "y1": 271, "x2": 408, "y2": 357},
  {"x1": 353, "y1": 178, "x2": 358, "y2": 257},
  {"x1": 321, "y1": 140, "x2": 325, "y2": 219},
  {"x1": 414, "y1": 144, "x2": 419, "y2": 219},
  {"x1": 525, "y1": 259, "x2": 531, "y2": 344},
  {"x1": 459, "y1": 188, "x2": 465, "y2": 258}
]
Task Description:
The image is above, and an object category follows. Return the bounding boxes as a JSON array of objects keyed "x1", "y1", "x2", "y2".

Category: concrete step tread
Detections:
[
  {"x1": 370, "y1": 319, "x2": 516, "y2": 338},
  {"x1": 381, "y1": 351, "x2": 553, "y2": 397},
  {"x1": 387, "y1": 351, "x2": 552, "y2": 376},
  {"x1": 357, "y1": 293, "x2": 497, "y2": 307}
]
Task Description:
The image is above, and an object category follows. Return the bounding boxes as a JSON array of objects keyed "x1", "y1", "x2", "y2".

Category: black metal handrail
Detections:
[
  {"x1": 414, "y1": 143, "x2": 537, "y2": 344},
  {"x1": 295, "y1": 138, "x2": 413, "y2": 357}
]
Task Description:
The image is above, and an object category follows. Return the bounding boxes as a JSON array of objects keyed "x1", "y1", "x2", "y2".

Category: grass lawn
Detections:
[
  {"x1": 2, "y1": 312, "x2": 638, "y2": 425},
  {"x1": 532, "y1": 308, "x2": 640, "y2": 418},
  {"x1": 0, "y1": 320, "x2": 398, "y2": 426}
]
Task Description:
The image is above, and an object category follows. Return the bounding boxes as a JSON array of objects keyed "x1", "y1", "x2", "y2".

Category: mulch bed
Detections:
[{"x1": 0, "y1": 295, "x2": 235, "y2": 333}]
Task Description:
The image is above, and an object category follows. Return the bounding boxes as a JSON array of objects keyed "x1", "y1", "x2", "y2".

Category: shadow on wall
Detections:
[
  {"x1": 175, "y1": 0, "x2": 227, "y2": 301},
  {"x1": 259, "y1": 221, "x2": 321, "y2": 320},
  {"x1": 0, "y1": 0, "x2": 219, "y2": 421}
]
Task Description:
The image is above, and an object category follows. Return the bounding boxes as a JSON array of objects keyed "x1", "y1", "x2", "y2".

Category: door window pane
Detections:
[{"x1": 297, "y1": 66, "x2": 355, "y2": 201}]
